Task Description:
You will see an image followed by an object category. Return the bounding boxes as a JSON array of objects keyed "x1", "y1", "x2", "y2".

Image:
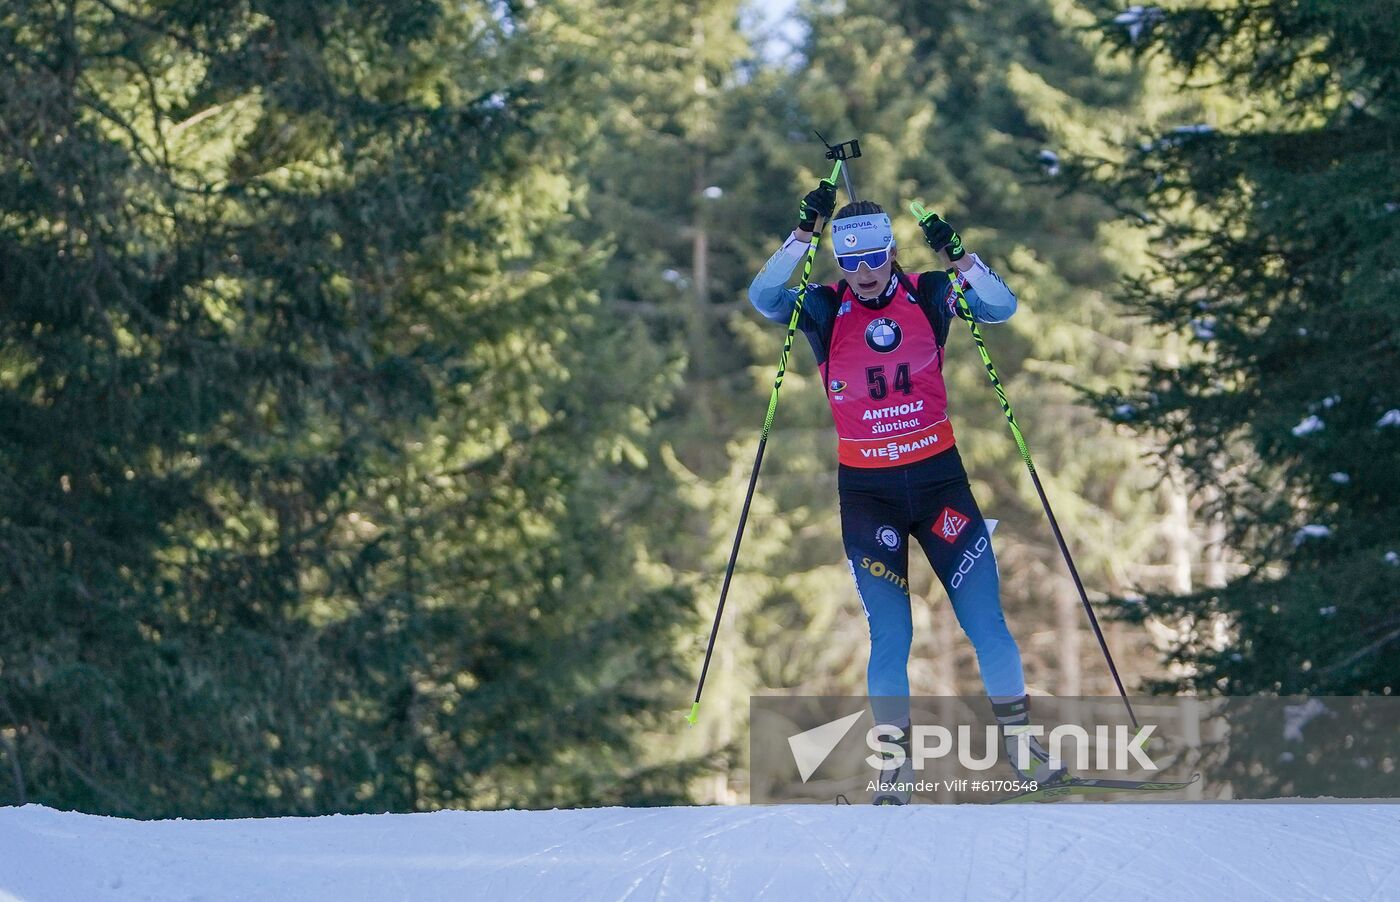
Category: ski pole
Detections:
[
  {"x1": 908, "y1": 201, "x2": 1139, "y2": 730},
  {"x1": 686, "y1": 159, "x2": 844, "y2": 727}
]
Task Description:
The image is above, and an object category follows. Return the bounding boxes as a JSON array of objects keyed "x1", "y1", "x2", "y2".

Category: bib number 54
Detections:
[{"x1": 865, "y1": 363, "x2": 912, "y2": 400}]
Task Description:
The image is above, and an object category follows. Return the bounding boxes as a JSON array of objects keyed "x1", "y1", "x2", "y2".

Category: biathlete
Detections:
[{"x1": 747, "y1": 178, "x2": 1064, "y2": 804}]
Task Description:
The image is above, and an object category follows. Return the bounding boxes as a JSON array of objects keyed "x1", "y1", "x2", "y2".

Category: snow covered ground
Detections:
[{"x1": 2, "y1": 802, "x2": 1398, "y2": 901}]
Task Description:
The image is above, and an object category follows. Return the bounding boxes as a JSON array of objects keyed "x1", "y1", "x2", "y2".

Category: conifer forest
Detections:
[{"x1": 1, "y1": 0, "x2": 1396, "y2": 815}]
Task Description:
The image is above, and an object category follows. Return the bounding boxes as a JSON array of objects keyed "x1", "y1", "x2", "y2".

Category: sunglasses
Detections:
[{"x1": 834, "y1": 241, "x2": 893, "y2": 273}]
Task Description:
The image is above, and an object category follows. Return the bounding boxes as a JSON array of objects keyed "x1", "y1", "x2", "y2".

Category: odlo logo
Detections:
[{"x1": 949, "y1": 536, "x2": 988, "y2": 589}]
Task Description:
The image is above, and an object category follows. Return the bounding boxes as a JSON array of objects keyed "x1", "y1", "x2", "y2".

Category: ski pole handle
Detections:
[{"x1": 822, "y1": 158, "x2": 851, "y2": 207}]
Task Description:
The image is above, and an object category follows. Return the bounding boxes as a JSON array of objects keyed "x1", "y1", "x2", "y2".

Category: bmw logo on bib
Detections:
[{"x1": 865, "y1": 317, "x2": 902, "y2": 352}]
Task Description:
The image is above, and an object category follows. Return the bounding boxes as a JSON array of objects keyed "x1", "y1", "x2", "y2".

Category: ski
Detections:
[{"x1": 995, "y1": 773, "x2": 1201, "y2": 804}]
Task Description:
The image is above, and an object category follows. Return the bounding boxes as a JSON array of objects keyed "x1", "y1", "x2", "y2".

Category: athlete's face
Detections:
[{"x1": 851, "y1": 246, "x2": 896, "y2": 298}]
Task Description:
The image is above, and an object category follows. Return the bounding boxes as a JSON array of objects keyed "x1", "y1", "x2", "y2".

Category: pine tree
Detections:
[
  {"x1": 1084, "y1": 0, "x2": 1400, "y2": 698},
  {"x1": 0, "y1": 0, "x2": 698, "y2": 816},
  {"x1": 569, "y1": 1, "x2": 829, "y2": 800}
]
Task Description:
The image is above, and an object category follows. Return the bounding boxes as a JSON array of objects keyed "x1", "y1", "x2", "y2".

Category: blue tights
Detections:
[{"x1": 839, "y1": 448, "x2": 1026, "y2": 726}]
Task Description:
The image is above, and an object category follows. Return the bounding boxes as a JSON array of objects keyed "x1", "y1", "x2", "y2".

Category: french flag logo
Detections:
[{"x1": 934, "y1": 507, "x2": 970, "y2": 544}]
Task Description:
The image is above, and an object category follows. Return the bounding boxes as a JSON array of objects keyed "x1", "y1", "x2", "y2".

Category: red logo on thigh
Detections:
[{"x1": 934, "y1": 507, "x2": 970, "y2": 544}]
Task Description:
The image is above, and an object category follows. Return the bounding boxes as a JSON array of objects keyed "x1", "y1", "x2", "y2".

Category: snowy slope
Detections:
[{"x1": 1, "y1": 802, "x2": 1398, "y2": 901}]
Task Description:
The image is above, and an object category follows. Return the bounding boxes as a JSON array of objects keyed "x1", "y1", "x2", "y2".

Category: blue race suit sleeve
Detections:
[
  {"x1": 747, "y1": 232, "x2": 812, "y2": 323},
  {"x1": 954, "y1": 253, "x2": 1018, "y2": 324}
]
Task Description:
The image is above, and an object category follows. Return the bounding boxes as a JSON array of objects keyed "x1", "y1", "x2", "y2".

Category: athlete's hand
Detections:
[
  {"x1": 798, "y1": 180, "x2": 838, "y2": 232},
  {"x1": 918, "y1": 211, "x2": 966, "y2": 262}
]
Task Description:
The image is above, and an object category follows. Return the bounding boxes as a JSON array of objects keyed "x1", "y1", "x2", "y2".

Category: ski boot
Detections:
[
  {"x1": 993, "y1": 696, "x2": 1069, "y2": 787},
  {"x1": 872, "y1": 728, "x2": 914, "y2": 805}
]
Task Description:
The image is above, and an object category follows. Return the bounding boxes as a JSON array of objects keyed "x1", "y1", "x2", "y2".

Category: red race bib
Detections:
[{"x1": 824, "y1": 275, "x2": 956, "y2": 468}]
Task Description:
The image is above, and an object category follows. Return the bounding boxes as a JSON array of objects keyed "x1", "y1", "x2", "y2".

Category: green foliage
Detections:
[
  {"x1": 8, "y1": 0, "x2": 1388, "y2": 817},
  {"x1": 0, "y1": 0, "x2": 698, "y2": 816},
  {"x1": 1085, "y1": 0, "x2": 1400, "y2": 694},
  {"x1": 726, "y1": 0, "x2": 1185, "y2": 701},
  {"x1": 581, "y1": 3, "x2": 1210, "y2": 801}
]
